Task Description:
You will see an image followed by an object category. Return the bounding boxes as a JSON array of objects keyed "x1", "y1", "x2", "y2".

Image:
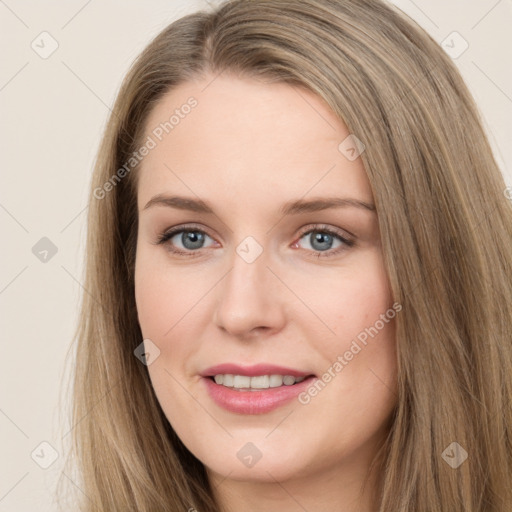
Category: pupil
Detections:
[
  {"x1": 311, "y1": 232, "x2": 332, "y2": 251},
  {"x1": 182, "y1": 231, "x2": 204, "y2": 250}
]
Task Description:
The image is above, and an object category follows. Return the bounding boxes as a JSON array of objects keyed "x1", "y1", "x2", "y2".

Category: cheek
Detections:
[
  {"x1": 293, "y1": 249, "x2": 394, "y2": 344},
  {"x1": 134, "y1": 251, "x2": 207, "y2": 415},
  {"x1": 135, "y1": 270, "x2": 171, "y2": 340},
  {"x1": 134, "y1": 247, "x2": 218, "y2": 398},
  {"x1": 296, "y1": 250, "x2": 398, "y2": 405},
  {"x1": 134, "y1": 248, "x2": 206, "y2": 341}
]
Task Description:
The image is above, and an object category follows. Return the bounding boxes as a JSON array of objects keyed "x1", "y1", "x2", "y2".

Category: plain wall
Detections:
[{"x1": 1, "y1": 0, "x2": 510, "y2": 510}]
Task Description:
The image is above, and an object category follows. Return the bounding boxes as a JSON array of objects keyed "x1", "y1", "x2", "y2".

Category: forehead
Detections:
[{"x1": 137, "y1": 74, "x2": 373, "y2": 211}]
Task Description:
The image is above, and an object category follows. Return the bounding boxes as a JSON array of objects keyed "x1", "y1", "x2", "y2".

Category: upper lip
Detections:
[{"x1": 200, "y1": 363, "x2": 314, "y2": 378}]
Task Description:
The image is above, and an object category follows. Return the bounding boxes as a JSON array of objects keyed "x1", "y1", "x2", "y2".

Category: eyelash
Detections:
[{"x1": 154, "y1": 223, "x2": 355, "y2": 259}]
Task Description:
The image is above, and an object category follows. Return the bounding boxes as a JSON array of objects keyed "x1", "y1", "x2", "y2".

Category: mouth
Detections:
[
  {"x1": 200, "y1": 363, "x2": 317, "y2": 414},
  {"x1": 207, "y1": 373, "x2": 311, "y2": 391}
]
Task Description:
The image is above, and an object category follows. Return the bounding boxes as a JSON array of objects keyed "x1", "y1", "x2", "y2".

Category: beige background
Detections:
[{"x1": 1, "y1": 0, "x2": 511, "y2": 510}]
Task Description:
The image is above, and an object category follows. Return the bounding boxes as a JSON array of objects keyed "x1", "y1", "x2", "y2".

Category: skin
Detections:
[{"x1": 134, "y1": 73, "x2": 398, "y2": 512}]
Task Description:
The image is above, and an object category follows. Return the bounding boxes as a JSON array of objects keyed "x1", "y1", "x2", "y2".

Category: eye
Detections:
[
  {"x1": 155, "y1": 225, "x2": 217, "y2": 256},
  {"x1": 293, "y1": 225, "x2": 355, "y2": 258},
  {"x1": 154, "y1": 223, "x2": 355, "y2": 259}
]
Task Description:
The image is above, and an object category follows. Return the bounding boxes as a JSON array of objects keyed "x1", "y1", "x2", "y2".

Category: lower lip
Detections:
[{"x1": 202, "y1": 376, "x2": 316, "y2": 414}]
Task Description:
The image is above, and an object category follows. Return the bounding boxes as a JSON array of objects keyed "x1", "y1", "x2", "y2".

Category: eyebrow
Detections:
[{"x1": 143, "y1": 194, "x2": 376, "y2": 215}]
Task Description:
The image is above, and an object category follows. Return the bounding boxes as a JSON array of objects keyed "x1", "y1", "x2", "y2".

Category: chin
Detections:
[{"x1": 187, "y1": 432, "x2": 317, "y2": 484}]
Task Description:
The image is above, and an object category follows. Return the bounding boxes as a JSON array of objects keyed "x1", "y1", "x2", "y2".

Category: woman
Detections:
[{"x1": 60, "y1": 0, "x2": 512, "y2": 510}]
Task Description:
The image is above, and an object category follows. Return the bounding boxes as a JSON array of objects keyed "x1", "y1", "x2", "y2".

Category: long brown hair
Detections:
[{"x1": 58, "y1": 0, "x2": 512, "y2": 510}]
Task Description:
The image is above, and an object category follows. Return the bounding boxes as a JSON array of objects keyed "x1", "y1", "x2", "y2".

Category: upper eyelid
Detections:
[
  {"x1": 296, "y1": 223, "x2": 353, "y2": 239},
  {"x1": 163, "y1": 223, "x2": 216, "y2": 240}
]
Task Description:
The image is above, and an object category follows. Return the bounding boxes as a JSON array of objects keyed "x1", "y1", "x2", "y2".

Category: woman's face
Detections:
[{"x1": 134, "y1": 74, "x2": 398, "y2": 485}]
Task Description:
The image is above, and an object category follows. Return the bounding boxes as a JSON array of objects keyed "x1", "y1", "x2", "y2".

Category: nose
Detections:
[{"x1": 213, "y1": 243, "x2": 286, "y2": 339}]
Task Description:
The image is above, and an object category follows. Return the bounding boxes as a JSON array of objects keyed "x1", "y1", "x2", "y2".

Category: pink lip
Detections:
[
  {"x1": 200, "y1": 363, "x2": 316, "y2": 415},
  {"x1": 201, "y1": 363, "x2": 312, "y2": 378}
]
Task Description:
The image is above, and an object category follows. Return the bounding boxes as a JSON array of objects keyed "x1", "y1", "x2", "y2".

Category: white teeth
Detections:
[
  {"x1": 223, "y1": 374, "x2": 234, "y2": 387},
  {"x1": 283, "y1": 375, "x2": 296, "y2": 386},
  {"x1": 269, "y1": 375, "x2": 283, "y2": 387},
  {"x1": 212, "y1": 374, "x2": 308, "y2": 390},
  {"x1": 233, "y1": 375, "x2": 251, "y2": 388},
  {"x1": 250, "y1": 375, "x2": 270, "y2": 389}
]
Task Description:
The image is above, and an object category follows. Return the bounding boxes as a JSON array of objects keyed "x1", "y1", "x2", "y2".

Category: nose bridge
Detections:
[
  {"x1": 213, "y1": 235, "x2": 285, "y2": 336},
  {"x1": 224, "y1": 235, "x2": 272, "y2": 307}
]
